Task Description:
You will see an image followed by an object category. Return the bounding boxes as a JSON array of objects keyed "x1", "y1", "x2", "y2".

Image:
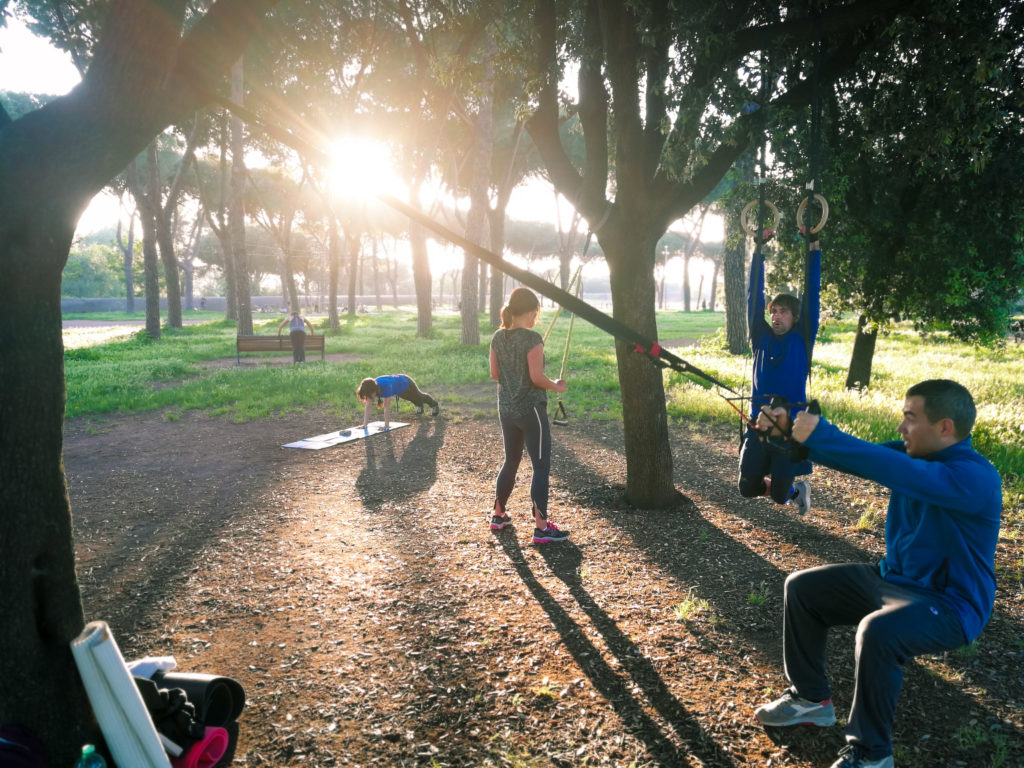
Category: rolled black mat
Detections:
[{"x1": 152, "y1": 671, "x2": 245, "y2": 727}]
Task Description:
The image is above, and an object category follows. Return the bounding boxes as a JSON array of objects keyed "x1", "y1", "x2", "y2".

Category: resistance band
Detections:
[{"x1": 541, "y1": 255, "x2": 586, "y2": 426}]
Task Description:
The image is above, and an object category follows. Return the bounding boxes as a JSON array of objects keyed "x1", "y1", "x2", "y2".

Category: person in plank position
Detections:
[
  {"x1": 753, "y1": 379, "x2": 1002, "y2": 768},
  {"x1": 357, "y1": 375, "x2": 439, "y2": 431}
]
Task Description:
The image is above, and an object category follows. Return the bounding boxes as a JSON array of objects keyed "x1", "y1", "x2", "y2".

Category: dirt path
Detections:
[{"x1": 64, "y1": 408, "x2": 1024, "y2": 767}]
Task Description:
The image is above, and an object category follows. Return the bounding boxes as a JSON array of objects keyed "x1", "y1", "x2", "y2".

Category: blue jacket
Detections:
[
  {"x1": 376, "y1": 375, "x2": 410, "y2": 399},
  {"x1": 747, "y1": 248, "x2": 821, "y2": 420},
  {"x1": 804, "y1": 419, "x2": 1002, "y2": 643}
]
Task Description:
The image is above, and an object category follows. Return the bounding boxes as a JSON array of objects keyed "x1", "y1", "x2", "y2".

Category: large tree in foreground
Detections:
[
  {"x1": 524, "y1": 0, "x2": 920, "y2": 507},
  {"x1": 0, "y1": 0, "x2": 277, "y2": 759}
]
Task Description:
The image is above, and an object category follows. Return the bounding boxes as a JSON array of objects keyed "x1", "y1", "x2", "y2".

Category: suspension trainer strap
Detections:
[
  {"x1": 552, "y1": 241, "x2": 588, "y2": 426},
  {"x1": 380, "y1": 194, "x2": 739, "y2": 395},
  {"x1": 542, "y1": 259, "x2": 583, "y2": 345},
  {"x1": 802, "y1": 11, "x2": 825, "y2": 381},
  {"x1": 552, "y1": 399, "x2": 569, "y2": 427},
  {"x1": 557, "y1": 261, "x2": 584, "y2": 381},
  {"x1": 758, "y1": 397, "x2": 821, "y2": 461}
]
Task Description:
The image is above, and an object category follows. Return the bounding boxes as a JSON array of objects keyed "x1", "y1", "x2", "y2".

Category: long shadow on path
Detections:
[
  {"x1": 496, "y1": 532, "x2": 738, "y2": 768},
  {"x1": 355, "y1": 417, "x2": 447, "y2": 512}
]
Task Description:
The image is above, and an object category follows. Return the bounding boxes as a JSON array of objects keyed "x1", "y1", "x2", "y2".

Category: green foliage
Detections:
[
  {"x1": 671, "y1": 589, "x2": 710, "y2": 621},
  {"x1": 769, "y1": 0, "x2": 1024, "y2": 342},
  {"x1": 61, "y1": 243, "x2": 124, "y2": 298},
  {"x1": 0, "y1": 89, "x2": 62, "y2": 117},
  {"x1": 747, "y1": 581, "x2": 770, "y2": 606}
]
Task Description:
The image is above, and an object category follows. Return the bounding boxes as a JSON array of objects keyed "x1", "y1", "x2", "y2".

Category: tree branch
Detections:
[{"x1": 525, "y1": 0, "x2": 590, "y2": 217}]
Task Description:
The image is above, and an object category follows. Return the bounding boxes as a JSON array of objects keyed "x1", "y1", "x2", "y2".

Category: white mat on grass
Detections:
[{"x1": 283, "y1": 421, "x2": 409, "y2": 449}]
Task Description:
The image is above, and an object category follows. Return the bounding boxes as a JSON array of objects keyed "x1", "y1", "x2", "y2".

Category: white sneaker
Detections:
[
  {"x1": 754, "y1": 687, "x2": 836, "y2": 727},
  {"x1": 791, "y1": 480, "x2": 811, "y2": 515}
]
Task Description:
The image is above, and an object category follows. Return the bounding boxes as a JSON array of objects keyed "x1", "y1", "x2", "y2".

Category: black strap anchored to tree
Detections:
[{"x1": 378, "y1": 194, "x2": 739, "y2": 396}]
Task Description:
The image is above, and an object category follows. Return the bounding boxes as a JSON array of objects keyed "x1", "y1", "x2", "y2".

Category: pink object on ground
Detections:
[{"x1": 170, "y1": 727, "x2": 228, "y2": 768}]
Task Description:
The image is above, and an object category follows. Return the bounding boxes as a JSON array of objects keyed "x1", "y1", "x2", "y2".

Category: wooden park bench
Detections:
[{"x1": 236, "y1": 332, "x2": 325, "y2": 363}]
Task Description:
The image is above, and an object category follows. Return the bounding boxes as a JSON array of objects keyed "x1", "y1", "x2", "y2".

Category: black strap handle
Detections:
[{"x1": 758, "y1": 397, "x2": 820, "y2": 461}]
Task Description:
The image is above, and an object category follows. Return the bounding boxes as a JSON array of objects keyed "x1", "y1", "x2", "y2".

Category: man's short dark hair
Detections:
[
  {"x1": 768, "y1": 293, "x2": 800, "y2": 320},
  {"x1": 906, "y1": 379, "x2": 976, "y2": 439}
]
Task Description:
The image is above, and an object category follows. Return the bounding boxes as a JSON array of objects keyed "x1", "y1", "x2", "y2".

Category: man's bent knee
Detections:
[{"x1": 739, "y1": 475, "x2": 765, "y2": 498}]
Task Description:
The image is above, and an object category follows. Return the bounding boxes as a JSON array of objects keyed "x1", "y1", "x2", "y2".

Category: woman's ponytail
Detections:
[{"x1": 500, "y1": 287, "x2": 539, "y2": 329}]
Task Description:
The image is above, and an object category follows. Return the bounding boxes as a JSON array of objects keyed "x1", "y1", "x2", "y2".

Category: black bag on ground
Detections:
[{"x1": 133, "y1": 676, "x2": 206, "y2": 753}]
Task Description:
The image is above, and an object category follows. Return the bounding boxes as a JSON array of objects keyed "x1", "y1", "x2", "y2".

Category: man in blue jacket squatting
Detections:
[
  {"x1": 753, "y1": 379, "x2": 1002, "y2": 768},
  {"x1": 739, "y1": 232, "x2": 821, "y2": 514}
]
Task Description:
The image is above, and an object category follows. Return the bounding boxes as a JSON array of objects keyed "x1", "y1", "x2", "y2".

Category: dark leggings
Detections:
[
  {"x1": 290, "y1": 330, "x2": 306, "y2": 362},
  {"x1": 494, "y1": 405, "x2": 551, "y2": 520},
  {"x1": 783, "y1": 563, "x2": 966, "y2": 760},
  {"x1": 738, "y1": 427, "x2": 794, "y2": 503},
  {"x1": 395, "y1": 376, "x2": 438, "y2": 409}
]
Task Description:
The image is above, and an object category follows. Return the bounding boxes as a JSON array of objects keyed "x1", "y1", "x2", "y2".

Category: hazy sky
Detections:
[{"x1": 0, "y1": 17, "x2": 80, "y2": 95}]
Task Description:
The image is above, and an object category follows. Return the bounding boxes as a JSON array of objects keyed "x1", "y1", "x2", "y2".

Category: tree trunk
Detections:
[
  {"x1": 328, "y1": 212, "x2": 340, "y2": 329},
  {"x1": 150, "y1": 142, "x2": 183, "y2": 329},
  {"x1": 158, "y1": 116, "x2": 202, "y2": 323},
  {"x1": 181, "y1": 213, "x2": 202, "y2": 312},
  {"x1": 117, "y1": 213, "x2": 136, "y2": 312},
  {"x1": 212, "y1": 113, "x2": 238, "y2": 322},
  {"x1": 478, "y1": 263, "x2": 489, "y2": 320},
  {"x1": 410, "y1": 215, "x2": 433, "y2": 335},
  {"x1": 141, "y1": 211, "x2": 162, "y2": 338},
  {"x1": 182, "y1": 259, "x2": 194, "y2": 311},
  {"x1": 845, "y1": 314, "x2": 878, "y2": 389},
  {"x1": 682, "y1": 252, "x2": 692, "y2": 311},
  {"x1": 723, "y1": 225, "x2": 748, "y2": 355},
  {"x1": 346, "y1": 231, "x2": 359, "y2": 316},
  {"x1": 488, "y1": 121, "x2": 520, "y2": 329},
  {"x1": 0, "y1": 221, "x2": 92, "y2": 758},
  {"x1": 372, "y1": 238, "x2": 382, "y2": 311},
  {"x1": 389, "y1": 248, "x2": 399, "y2": 308},
  {"x1": 461, "y1": 42, "x2": 494, "y2": 346},
  {"x1": 126, "y1": 156, "x2": 162, "y2": 337},
  {"x1": 460, "y1": 248, "x2": 480, "y2": 343},
  {"x1": 229, "y1": 58, "x2": 253, "y2": 335},
  {"x1": 0, "y1": 1, "x2": 278, "y2": 755},
  {"x1": 211, "y1": 223, "x2": 236, "y2": 321},
  {"x1": 602, "y1": 225, "x2": 677, "y2": 508},
  {"x1": 279, "y1": 247, "x2": 300, "y2": 312},
  {"x1": 489, "y1": 265, "x2": 504, "y2": 327},
  {"x1": 709, "y1": 260, "x2": 720, "y2": 311}
]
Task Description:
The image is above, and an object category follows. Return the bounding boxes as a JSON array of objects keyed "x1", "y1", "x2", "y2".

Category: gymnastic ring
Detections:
[
  {"x1": 740, "y1": 200, "x2": 780, "y2": 237},
  {"x1": 796, "y1": 193, "x2": 829, "y2": 234}
]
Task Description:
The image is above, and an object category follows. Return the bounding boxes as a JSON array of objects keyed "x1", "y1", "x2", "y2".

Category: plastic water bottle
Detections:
[{"x1": 73, "y1": 744, "x2": 108, "y2": 768}]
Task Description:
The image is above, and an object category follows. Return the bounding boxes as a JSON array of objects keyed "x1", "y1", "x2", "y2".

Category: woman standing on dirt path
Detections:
[{"x1": 489, "y1": 287, "x2": 570, "y2": 544}]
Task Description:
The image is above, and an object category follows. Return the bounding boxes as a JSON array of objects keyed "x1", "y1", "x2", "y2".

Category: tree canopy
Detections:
[{"x1": 3, "y1": 1, "x2": 1024, "y2": 754}]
